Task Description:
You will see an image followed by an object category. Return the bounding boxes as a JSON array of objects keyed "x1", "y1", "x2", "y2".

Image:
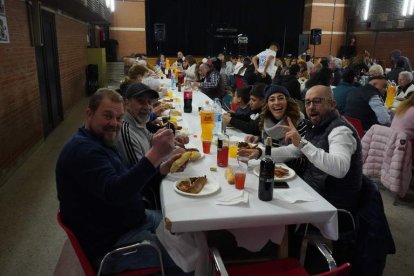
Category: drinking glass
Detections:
[{"x1": 235, "y1": 162, "x2": 247, "y2": 190}]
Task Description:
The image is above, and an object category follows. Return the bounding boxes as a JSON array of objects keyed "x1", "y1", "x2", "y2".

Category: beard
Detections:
[{"x1": 135, "y1": 113, "x2": 150, "y2": 125}]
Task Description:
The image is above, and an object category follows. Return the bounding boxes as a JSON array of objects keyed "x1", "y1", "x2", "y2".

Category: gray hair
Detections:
[
  {"x1": 399, "y1": 71, "x2": 413, "y2": 82},
  {"x1": 331, "y1": 58, "x2": 342, "y2": 69},
  {"x1": 368, "y1": 64, "x2": 384, "y2": 77}
]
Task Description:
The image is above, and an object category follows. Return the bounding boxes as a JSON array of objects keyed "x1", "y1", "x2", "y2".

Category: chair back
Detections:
[
  {"x1": 235, "y1": 75, "x2": 246, "y2": 88},
  {"x1": 343, "y1": 116, "x2": 364, "y2": 139},
  {"x1": 57, "y1": 212, "x2": 96, "y2": 276}
]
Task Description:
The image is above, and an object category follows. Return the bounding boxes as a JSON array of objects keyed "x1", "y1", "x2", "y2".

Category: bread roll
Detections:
[
  {"x1": 225, "y1": 167, "x2": 235, "y2": 184},
  {"x1": 170, "y1": 152, "x2": 192, "y2": 173},
  {"x1": 189, "y1": 151, "x2": 201, "y2": 161}
]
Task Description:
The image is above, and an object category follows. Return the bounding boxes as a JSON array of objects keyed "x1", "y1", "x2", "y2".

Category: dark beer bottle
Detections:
[{"x1": 258, "y1": 137, "x2": 274, "y2": 201}]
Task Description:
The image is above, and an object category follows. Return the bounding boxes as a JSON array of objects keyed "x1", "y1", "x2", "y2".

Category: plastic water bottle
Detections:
[
  {"x1": 171, "y1": 71, "x2": 176, "y2": 88},
  {"x1": 213, "y1": 98, "x2": 222, "y2": 136}
]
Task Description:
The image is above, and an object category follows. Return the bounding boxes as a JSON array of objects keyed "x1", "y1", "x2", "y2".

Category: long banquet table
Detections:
[{"x1": 159, "y1": 84, "x2": 338, "y2": 251}]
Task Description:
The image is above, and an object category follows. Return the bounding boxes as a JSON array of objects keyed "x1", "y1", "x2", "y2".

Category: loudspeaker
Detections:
[
  {"x1": 154, "y1": 23, "x2": 166, "y2": 42},
  {"x1": 310, "y1": 28, "x2": 322, "y2": 45}
]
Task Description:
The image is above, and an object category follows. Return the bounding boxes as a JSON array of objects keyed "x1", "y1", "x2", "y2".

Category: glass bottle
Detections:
[{"x1": 258, "y1": 137, "x2": 274, "y2": 201}]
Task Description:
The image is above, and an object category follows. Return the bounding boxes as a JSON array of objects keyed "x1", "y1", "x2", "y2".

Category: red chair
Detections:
[
  {"x1": 210, "y1": 246, "x2": 351, "y2": 276},
  {"x1": 343, "y1": 116, "x2": 364, "y2": 139},
  {"x1": 235, "y1": 75, "x2": 246, "y2": 89},
  {"x1": 57, "y1": 211, "x2": 164, "y2": 276}
]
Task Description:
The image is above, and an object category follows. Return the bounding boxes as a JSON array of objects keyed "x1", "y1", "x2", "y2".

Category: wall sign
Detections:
[{"x1": 0, "y1": 0, "x2": 10, "y2": 43}]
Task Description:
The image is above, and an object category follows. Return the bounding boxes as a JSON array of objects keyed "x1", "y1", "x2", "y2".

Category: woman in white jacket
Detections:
[{"x1": 183, "y1": 55, "x2": 197, "y2": 83}]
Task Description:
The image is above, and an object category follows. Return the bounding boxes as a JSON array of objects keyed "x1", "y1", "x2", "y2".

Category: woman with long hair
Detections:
[
  {"x1": 245, "y1": 85, "x2": 308, "y2": 173},
  {"x1": 391, "y1": 93, "x2": 414, "y2": 139}
]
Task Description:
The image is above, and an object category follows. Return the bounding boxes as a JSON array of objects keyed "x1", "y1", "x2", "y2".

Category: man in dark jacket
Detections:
[
  {"x1": 273, "y1": 64, "x2": 302, "y2": 101},
  {"x1": 344, "y1": 76, "x2": 390, "y2": 131},
  {"x1": 56, "y1": 89, "x2": 189, "y2": 275},
  {"x1": 390, "y1": 49, "x2": 412, "y2": 72}
]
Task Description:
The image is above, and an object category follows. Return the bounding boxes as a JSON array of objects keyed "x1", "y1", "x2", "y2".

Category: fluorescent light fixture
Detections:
[
  {"x1": 363, "y1": 0, "x2": 370, "y2": 21},
  {"x1": 110, "y1": 0, "x2": 115, "y2": 12},
  {"x1": 402, "y1": 0, "x2": 409, "y2": 16},
  {"x1": 409, "y1": 0, "x2": 414, "y2": 15},
  {"x1": 105, "y1": 0, "x2": 110, "y2": 8}
]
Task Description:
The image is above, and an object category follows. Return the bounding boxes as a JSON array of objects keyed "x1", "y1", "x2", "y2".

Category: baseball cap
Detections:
[{"x1": 125, "y1": 83, "x2": 159, "y2": 99}]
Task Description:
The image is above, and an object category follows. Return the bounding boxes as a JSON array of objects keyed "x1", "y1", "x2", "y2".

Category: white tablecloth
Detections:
[{"x1": 159, "y1": 87, "x2": 338, "y2": 253}]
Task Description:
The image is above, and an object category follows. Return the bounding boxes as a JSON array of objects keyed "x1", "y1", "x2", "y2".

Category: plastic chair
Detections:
[
  {"x1": 57, "y1": 211, "x2": 164, "y2": 276},
  {"x1": 210, "y1": 247, "x2": 351, "y2": 276},
  {"x1": 343, "y1": 116, "x2": 364, "y2": 139},
  {"x1": 234, "y1": 75, "x2": 246, "y2": 89}
]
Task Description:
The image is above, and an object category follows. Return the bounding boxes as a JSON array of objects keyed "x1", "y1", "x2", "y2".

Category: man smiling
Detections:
[
  {"x1": 241, "y1": 85, "x2": 362, "y2": 212},
  {"x1": 56, "y1": 88, "x2": 190, "y2": 275}
]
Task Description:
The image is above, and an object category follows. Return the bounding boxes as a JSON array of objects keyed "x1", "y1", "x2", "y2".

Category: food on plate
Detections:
[
  {"x1": 274, "y1": 166, "x2": 290, "y2": 178},
  {"x1": 162, "y1": 103, "x2": 173, "y2": 109},
  {"x1": 170, "y1": 152, "x2": 192, "y2": 173},
  {"x1": 176, "y1": 176, "x2": 207, "y2": 194},
  {"x1": 170, "y1": 110, "x2": 182, "y2": 116},
  {"x1": 237, "y1": 141, "x2": 258, "y2": 149},
  {"x1": 189, "y1": 151, "x2": 201, "y2": 161},
  {"x1": 224, "y1": 167, "x2": 235, "y2": 184},
  {"x1": 176, "y1": 125, "x2": 183, "y2": 130},
  {"x1": 184, "y1": 148, "x2": 201, "y2": 161},
  {"x1": 210, "y1": 166, "x2": 217, "y2": 172},
  {"x1": 163, "y1": 98, "x2": 174, "y2": 103}
]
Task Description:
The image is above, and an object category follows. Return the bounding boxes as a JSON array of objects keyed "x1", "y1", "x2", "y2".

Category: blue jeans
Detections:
[{"x1": 100, "y1": 210, "x2": 192, "y2": 275}]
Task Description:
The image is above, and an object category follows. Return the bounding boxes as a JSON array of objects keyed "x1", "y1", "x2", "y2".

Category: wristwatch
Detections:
[{"x1": 298, "y1": 139, "x2": 308, "y2": 149}]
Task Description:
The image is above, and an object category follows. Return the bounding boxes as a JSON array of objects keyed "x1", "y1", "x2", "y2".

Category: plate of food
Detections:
[
  {"x1": 174, "y1": 176, "x2": 220, "y2": 196},
  {"x1": 253, "y1": 163, "x2": 296, "y2": 181}
]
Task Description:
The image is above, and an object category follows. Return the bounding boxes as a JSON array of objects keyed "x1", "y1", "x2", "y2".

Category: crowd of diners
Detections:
[{"x1": 56, "y1": 42, "x2": 412, "y2": 275}]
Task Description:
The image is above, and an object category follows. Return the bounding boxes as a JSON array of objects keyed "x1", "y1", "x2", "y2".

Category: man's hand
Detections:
[
  {"x1": 244, "y1": 135, "x2": 260, "y2": 143},
  {"x1": 238, "y1": 148, "x2": 261, "y2": 160},
  {"x1": 222, "y1": 113, "x2": 232, "y2": 125},
  {"x1": 153, "y1": 104, "x2": 165, "y2": 116},
  {"x1": 146, "y1": 128, "x2": 175, "y2": 167},
  {"x1": 261, "y1": 71, "x2": 267, "y2": 78},
  {"x1": 174, "y1": 135, "x2": 189, "y2": 148},
  {"x1": 276, "y1": 117, "x2": 301, "y2": 147}
]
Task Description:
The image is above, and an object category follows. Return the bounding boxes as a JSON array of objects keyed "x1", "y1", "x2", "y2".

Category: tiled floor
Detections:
[{"x1": 0, "y1": 96, "x2": 413, "y2": 275}]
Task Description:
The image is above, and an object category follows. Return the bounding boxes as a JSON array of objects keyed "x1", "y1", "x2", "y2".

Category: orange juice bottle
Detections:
[
  {"x1": 385, "y1": 85, "x2": 396, "y2": 108},
  {"x1": 200, "y1": 101, "x2": 214, "y2": 141}
]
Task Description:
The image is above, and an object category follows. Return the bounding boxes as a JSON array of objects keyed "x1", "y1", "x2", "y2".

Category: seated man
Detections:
[
  {"x1": 115, "y1": 83, "x2": 188, "y2": 207},
  {"x1": 222, "y1": 83, "x2": 266, "y2": 136},
  {"x1": 395, "y1": 71, "x2": 414, "y2": 101},
  {"x1": 56, "y1": 88, "x2": 190, "y2": 275},
  {"x1": 344, "y1": 76, "x2": 391, "y2": 131},
  {"x1": 241, "y1": 85, "x2": 362, "y2": 212},
  {"x1": 193, "y1": 62, "x2": 225, "y2": 99}
]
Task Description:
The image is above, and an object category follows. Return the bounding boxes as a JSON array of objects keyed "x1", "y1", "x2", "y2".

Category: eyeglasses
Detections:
[{"x1": 304, "y1": 97, "x2": 331, "y2": 107}]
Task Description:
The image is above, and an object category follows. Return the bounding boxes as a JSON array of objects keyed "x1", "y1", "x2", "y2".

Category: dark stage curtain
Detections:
[{"x1": 145, "y1": 0, "x2": 305, "y2": 57}]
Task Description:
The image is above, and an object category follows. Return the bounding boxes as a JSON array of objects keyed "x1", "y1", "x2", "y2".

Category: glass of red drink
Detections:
[{"x1": 202, "y1": 140, "x2": 212, "y2": 154}]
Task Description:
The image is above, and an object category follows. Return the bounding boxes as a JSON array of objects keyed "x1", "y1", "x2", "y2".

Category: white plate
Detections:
[
  {"x1": 174, "y1": 178, "x2": 220, "y2": 197},
  {"x1": 253, "y1": 163, "x2": 296, "y2": 181}
]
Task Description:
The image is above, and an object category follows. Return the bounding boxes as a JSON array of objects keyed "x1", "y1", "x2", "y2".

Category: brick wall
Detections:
[
  {"x1": 110, "y1": 0, "x2": 146, "y2": 58},
  {"x1": 0, "y1": 0, "x2": 88, "y2": 185},
  {"x1": 0, "y1": 0, "x2": 43, "y2": 183},
  {"x1": 350, "y1": 0, "x2": 414, "y2": 68},
  {"x1": 55, "y1": 16, "x2": 88, "y2": 112},
  {"x1": 303, "y1": 0, "x2": 348, "y2": 57}
]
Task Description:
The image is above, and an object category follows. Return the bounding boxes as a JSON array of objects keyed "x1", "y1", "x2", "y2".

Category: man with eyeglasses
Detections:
[
  {"x1": 240, "y1": 85, "x2": 362, "y2": 212},
  {"x1": 344, "y1": 76, "x2": 391, "y2": 131}
]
